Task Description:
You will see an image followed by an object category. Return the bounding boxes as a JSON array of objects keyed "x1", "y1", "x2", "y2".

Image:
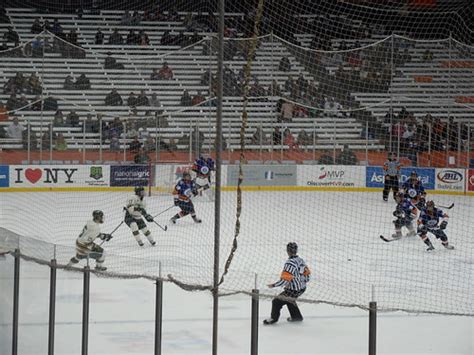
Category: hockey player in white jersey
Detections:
[
  {"x1": 67, "y1": 210, "x2": 112, "y2": 271},
  {"x1": 125, "y1": 186, "x2": 156, "y2": 246}
]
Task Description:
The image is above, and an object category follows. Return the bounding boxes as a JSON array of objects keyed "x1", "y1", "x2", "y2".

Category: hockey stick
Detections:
[
  {"x1": 437, "y1": 203, "x2": 454, "y2": 209},
  {"x1": 380, "y1": 235, "x2": 401, "y2": 243},
  {"x1": 152, "y1": 205, "x2": 175, "y2": 218},
  {"x1": 99, "y1": 220, "x2": 124, "y2": 246},
  {"x1": 153, "y1": 220, "x2": 168, "y2": 231}
]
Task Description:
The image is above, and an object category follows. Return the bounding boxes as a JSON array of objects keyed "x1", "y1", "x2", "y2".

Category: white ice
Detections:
[{"x1": 0, "y1": 190, "x2": 473, "y2": 354}]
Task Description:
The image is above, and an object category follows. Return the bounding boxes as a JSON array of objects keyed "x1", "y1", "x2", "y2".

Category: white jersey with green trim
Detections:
[
  {"x1": 77, "y1": 220, "x2": 101, "y2": 247},
  {"x1": 126, "y1": 195, "x2": 146, "y2": 219}
]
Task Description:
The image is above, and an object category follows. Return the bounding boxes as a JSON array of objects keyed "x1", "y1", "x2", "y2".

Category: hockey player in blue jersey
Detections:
[
  {"x1": 192, "y1": 153, "x2": 215, "y2": 200},
  {"x1": 391, "y1": 192, "x2": 418, "y2": 240},
  {"x1": 170, "y1": 171, "x2": 202, "y2": 224},
  {"x1": 417, "y1": 200, "x2": 454, "y2": 251},
  {"x1": 401, "y1": 171, "x2": 426, "y2": 208}
]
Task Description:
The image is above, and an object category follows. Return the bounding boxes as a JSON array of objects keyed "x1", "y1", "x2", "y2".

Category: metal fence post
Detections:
[
  {"x1": 12, "y1": 249, "x2": 20, "y2": 355},
  {"x1": 48, "y1": 257, "x2": 57, "y2": 355}
]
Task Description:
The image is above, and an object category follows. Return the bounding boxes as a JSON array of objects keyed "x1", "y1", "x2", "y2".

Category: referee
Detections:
[
  {"x1": 383, "y1": 152, "x2": 401, "y2": 201},
  {"x1": 263, "y1": 242, "x2": 311, "y2": 324}
]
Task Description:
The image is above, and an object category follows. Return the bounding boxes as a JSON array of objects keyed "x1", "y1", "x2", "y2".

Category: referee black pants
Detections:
[
  {"x1": 383, "y1": 175, "x2": 399, "y2": 200},
  {"x1": 271, "y1": 288, "x2": 305, "y2": 321}
]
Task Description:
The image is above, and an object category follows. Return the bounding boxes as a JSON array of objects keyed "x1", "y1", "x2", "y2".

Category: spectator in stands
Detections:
[
  {"x1": 31, "y1": 37, "x2": 43, "y2": 57},
  {"x1": 7, "y1": 117, "x2": 24, "y2": 139},
  {"x1": 108, "y1": 29, "x2": 123, "y2": 45},
  {"x1": 297, "y1": 129, "x2": 312, "y2": 147},
  {"x1": 267, "y1": 80, "x2": 281, "y2": 96},
  {"x1": 278, "y1": 56, "x2": 291, "y2": 72},
  {"x1": 150, "y1": 68, "x2": 160, "y2": 80},
  {"x1": 280, "y1": 100, "x2": 294, "y2": 123},
  {"x1": 160, "y1": 30, "x2": 173, "y2": 45},
  {"x1": 95, "y1": 29, "x2": 104, "y2": 44},
  {"x1": 27, "y1": 73, "x2": 42, "y2": 94},
  {"x1": 143, "y1": 136, "x2": 156, "y2": 152},
  {"x1": 0, "y1": 101, "x2": 8, "y2": 122},
  {"x1": 64, "y1": 75, "x2": 75, "y2": 90},
  {"x1": 121, "y1": 10, "x2": 132, "y2": 26},
  {"x1": 17, "y1": 95, "x2": 29, "y2": 109},
  {"x1": 125, "y1": 120, "x2": 138, "y2": 139},
  {"x1": 284, "y1": 128, "x2": 298, "y2": 150},
  {"x1": 104, "y1": 52, "x2": 124, "y2": 69},
  {"x1": 156, "y1": 112, "x2": 169, "y2": 128},
  {"x1": 66, "y1": 110, "x2": 80, "y2": 127},
  {"x1": 133, "y1": 147, "x2": 149, "y2": 164},
  {"x1": 30, "y1": 95, "x2": 41, "y2": 111},
  {"x1": 136, "y1": 90, "x2": 149, "y2": 106},
  {"x1": 284, "y1": 75, "x2": 294, "y2": 93},
  {"x1": 110, "y1": 133, "x2": 120, "y2": 151},
  {"x1": 51, "y1": 19, "x2": 62, "y2": 35},
  {"x1": 43, "y1": 96, "x2": 58, "y2": 111},
  {"x1": 126, "y1": 29, "x2": 139, "y2": 45},
  {"x1": 192, "y1": 91, "x2": 205, "y2": 106},
  {"x1": 150, "y1": 93, "x2": 161, "y2": 107},
  {"x1": 55, "y1": 133, "x2": 67, "y2": 151},
  {"x1": 158, "y1": 62, "x2": 173, "y2": 79},
  {"x1": 105, "y1": 89, "x2": 123, "y2": 106},
  {"x1": 75, "y1": 73, "x2": 91, "y2": 90},
  {"x1": 251, "y1": 127, "x2": 267, "y2": 145},
  {"x1": 336, "y1": 145, "x2": 358, "y2": 165},
  {"x1": 167, "y1": 139, "x2": 178, "y2": 152},
  {"x1": 21, "y1": 124, "x2": 37, "y2": 150},
  {"x1": 31, "y1": 19, "x2": 43, "y2": 34},
  {"x1": 272, "y1": 126, "x2": 282, "y2": 145},
  {"x1": 3, "y1": 27, "x2": 19, "y2": 44},
  {"x1": 422, "y1": 49, "x2": 433, "y2": 62},
  {"x1": 67, "y1": 29, "x2": 78, "y2": 46},
  {"x1": 85, "y1": 113, "x2": 98, "y2": 133},
  {"x1": 109, "y1": 117, "x2": 124, "y2": 137},
  {"x1": 129, "y1": 136, "x2": 141, "y2": 153},
  {"x1": 41, "y1": 126, "x2": 54, "y2": 150},
  {"x1": 139, "y1": 30, "x2": 150, "y2": 46},
  {"x1": 43, "y1": 20, "x2": 52, "y2": 33},
  {"x1": 6, "y1": 94, "x2": 19, "y2": 111},
  {"x1": 249, "y1": 80, "x2": 266, "y2": 98},
  {"x1": 131, "y1": 11, "x2": 141, "y2": 26},
  {"x1": 180, "y1": 90, "x2": 192, "y2": 106},
  {"x1": 53, "y1": 110, "x2": 64, "y2": 127},
  {"x1": 319, "y1": 150, "x2": 334, "y2": 164},
  {"x1": 127, "y1": 92, "x2": 137, "y2": 107}
]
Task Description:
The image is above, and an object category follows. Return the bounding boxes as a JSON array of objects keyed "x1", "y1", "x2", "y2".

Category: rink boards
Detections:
[{"x1": 0, "y1": 164, "x2": 473, "y2": 195}]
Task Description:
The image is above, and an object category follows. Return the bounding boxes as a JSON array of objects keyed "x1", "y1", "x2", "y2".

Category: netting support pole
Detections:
[
  {"x1": 27, "y1": 120, "x2": 31, "y2": 164},
  {"x1": 154, "y1": 278, "x2": 163, "y2": 355},
  {"x1": 447, "y1": 34, "x2": 452, "y2": 168},
  {"x1": 212, "y1": 0, "x2": 225, "y2": 354},
  {"x1": 99, "y1": 116, "x2": 103, "y2": 163},
  {"x1": 467, "y1": 126, "x2": 471, "y2": 168},
  {"x1": 48, "y1": 258, "x2": 57, "y2": 355},
  {"x1": 81, "y1": 264, "x2": 91, "y2": 355},
  {"x1": 82, "y1": 119, "x2": 86, "y2": 163},
  {"x1": 369, "y1": 301, "x2": 377, "y2": 355},
  {"x1": 250, "y1": 288, "x2": 259, "y2": 355},
  {"x1": 365, "y1": 120, "x2": 369, "y2": 165},
  {"x1": 12, "y1": 249, "x2": 20, "y2": 355},
  {"x1": 389, "y1": 34, "x2": 394, "y2": 155}
]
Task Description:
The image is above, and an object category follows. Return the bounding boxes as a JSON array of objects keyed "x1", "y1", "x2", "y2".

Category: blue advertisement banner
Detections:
[
  {"x1": 366, "y1": 167, "x2": 435, "y2": 189},
  {"x1": 0, "y1": 165, "x2": 9, "y2": 187},
  {"x1": 110, "y1": 165, "x2": 150, "y2": 187}
]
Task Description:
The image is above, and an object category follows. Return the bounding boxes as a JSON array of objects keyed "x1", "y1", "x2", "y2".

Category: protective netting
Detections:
[{"x1": 0, "y1": 1, "x2": 473, "y2": 317}]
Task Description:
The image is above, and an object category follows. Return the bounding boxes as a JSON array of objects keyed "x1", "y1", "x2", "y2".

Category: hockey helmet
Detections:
[
  {"x1": 426, "y1": 200, "x2": 435, "y2": 213},
  {"x1": 409, "y1": 171, "x2": 418, "y2": 179},
  {"x1": 407, "y1": 188, "x2": 418, "y2": 199},
  {"x1": 135, "y1": 186, "x2": 145, "y2": 196},
  {"x1": 183, "y1": 171, "x2": 192, "y2": 180},
  {"x1": 395, "y1": 192, "x2": 404, "y2": 202},
  {"x1": 287, "y1": 242, "x2": 298, "y2": 254},
  {"x1": 92, "y1": 210, "x2": 104, "y2": 223}
]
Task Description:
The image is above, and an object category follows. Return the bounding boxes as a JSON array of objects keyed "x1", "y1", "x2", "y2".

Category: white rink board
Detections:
[{"x1": 297, "y1": 165, "x2": 366, "y2": 187}]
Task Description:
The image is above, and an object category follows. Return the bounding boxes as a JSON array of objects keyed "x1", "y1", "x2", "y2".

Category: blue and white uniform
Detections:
[
  {"x1": 417, "y1": 201, "x2": 453, "y2": 250},
  {"x1": 392, "y1": 194, "x2": 418, "y2": 238},
  {"x1": 192, "y1": 155, "x2": 215, "y2": 189},
  {"x1": 170, "y1": 173, "x2": 202, "y2": 224}
]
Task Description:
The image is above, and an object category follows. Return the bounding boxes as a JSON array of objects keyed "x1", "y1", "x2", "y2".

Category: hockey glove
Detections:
[
  {"x1": 393, "y1": 209, "x2": 403, "y2": 218},
  {"x1": 174, "y1": 199, "x2": 179, "y2": 206},
  {"x1": 439, "y1": 221, "x2": 448, "y2": 230},
  {"x1": 418, "y1": 225, "x2": 428, "y2": 235},
  {"x1": 192, "y1": 189, "x2": 199, "y2": 196},
  {"x1": 99, "y1": 233, "x2": 113, "y2": 241},
  {"x1": 145, "y1": 214, "x2": 154, "y2": 222}
]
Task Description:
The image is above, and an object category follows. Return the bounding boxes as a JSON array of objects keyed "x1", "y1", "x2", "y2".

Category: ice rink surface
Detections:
[{"x1": 1, "y1": 190, "x2": 473, "y2": 354}]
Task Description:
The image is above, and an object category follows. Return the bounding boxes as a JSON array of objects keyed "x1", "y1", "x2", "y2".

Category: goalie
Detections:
[
  {"x1": 67, "y1": 210, "x2": 112, "y2": 271},
  {"x1": 125, "y1": 186, "x2": 156, "y2": 247}
]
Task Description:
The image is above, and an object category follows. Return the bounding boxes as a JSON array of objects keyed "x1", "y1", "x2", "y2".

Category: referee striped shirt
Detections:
[
  {"x1": 274, "y1": 255, "x2": 311, "y2": 291},
  {"x1": 383, "y1": 160, "x2": 401, "y2": 176}
]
